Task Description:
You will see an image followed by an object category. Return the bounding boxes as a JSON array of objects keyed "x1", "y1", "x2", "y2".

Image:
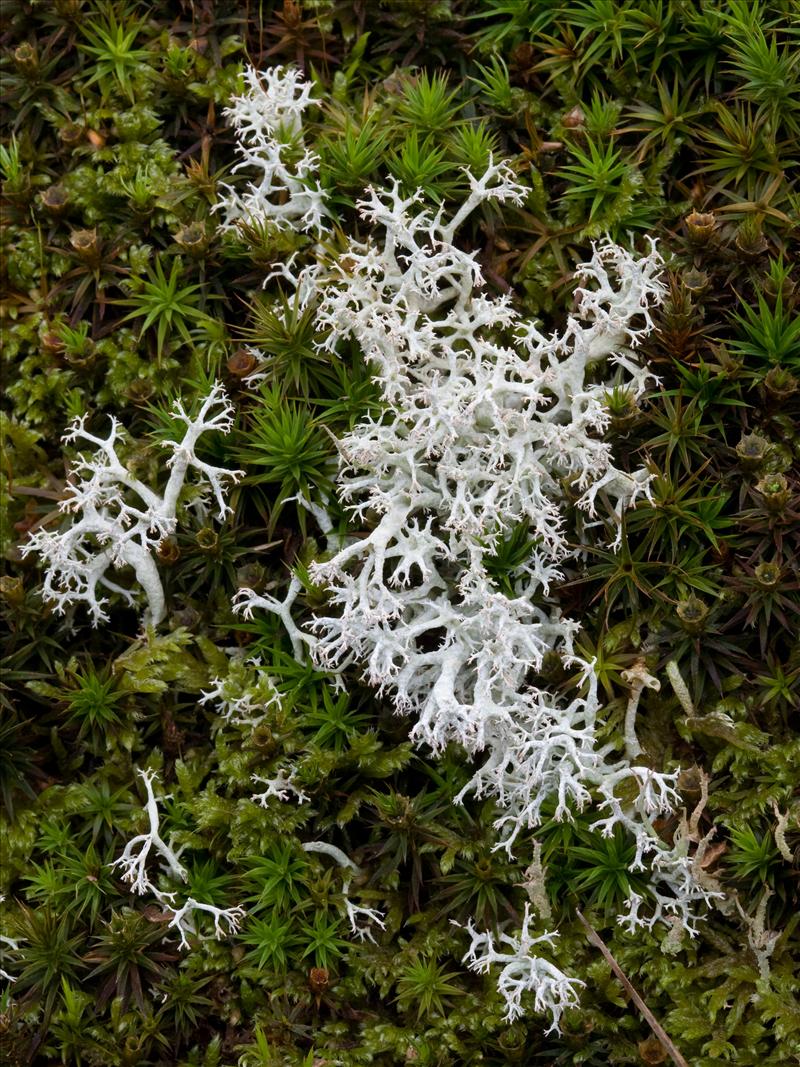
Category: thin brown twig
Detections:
[{"x1": 575, "y1": 909, "x2": 690, "y2": 1067}]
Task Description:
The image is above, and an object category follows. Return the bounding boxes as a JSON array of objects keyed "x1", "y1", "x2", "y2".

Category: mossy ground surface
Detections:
[{"x1": 1, "y1": 2, "x2": 799, "y2": 1064}]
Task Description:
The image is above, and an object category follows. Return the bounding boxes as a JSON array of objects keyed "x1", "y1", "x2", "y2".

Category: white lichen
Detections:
[
  {"x1": 301, "y1": 841, "x2": 386, "y2": 942},
  {"x1": 110, "y1": 769, "x2": 245, "y2": 950},
  {"x1": 223, "y1": 64, "x2": 719, "y2": 1030},
  {"x1": 251, "y1": 767, "x2": 309, "y2": 806},
  {"x1": 216, "y1": 65, "x2": 328, "y2": 235},
  {"x1": 0, "y1": 895, "x2": 17, "y2": 984},
  {"x1": 163, "y1": 895, "x2": 246, "y2": 953},
  {"x1": 200, "y1": 654, "x2": 280, "y2": 727},
  {"x1": 23, "y1": 383, "x2": 242, "y2": 627},
  {"x1": 741, "y1": 891, "x2": 780, "y2": 982},
  {"x1": 666, "y1": 658, "x2": 695, "y2": 716},
  {"x1": 621, "y1": 657, "x2": 661, "y2": 760},
  {"x1": 771, "y1": 800, "x2": 794, "y2": 863},
  {"x1": 110, "y1": 768, "x2": 187, "y2": 892},
  {"x1": 301, "y1": 840, "x2": 359, "y2": 871},
  {"x1": 461, "y1": 904, "x2": 584, "y2": 1031},
  {"x1": 344, "y1": 898, "x2": 388, "y2": 944},
  {"x1": 517, "y1": 842, "x2": 552, "y2": 923},
  {"x1": 234, "y1": 574, "x2": 317, "y2": 662}
]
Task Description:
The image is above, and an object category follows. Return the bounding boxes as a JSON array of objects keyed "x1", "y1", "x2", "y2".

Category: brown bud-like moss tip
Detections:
[
  {"x1": 62, "y1": 342, "x2": 96, "y2": 367},
  {"x1": 69, "y1": 228, "x2": 100, "y2": 264},
  {"x1": 764, "y1": 366, "x2": 798, "y2": 403},
  {"x1": 13, "y1": 42, "x2": 38, "y2": 75},
  {"x1": 227, "y1": 348, "x2": 258, "y2": 377},
  {"x1": 754, "y1": 561, "x2": 781, "y2": 588},
  {"x1": 308, "y1": 967, "x2": 329, "y2": 993},
  {"x1": 126, "y1": 378, "x2": 156, "y2": 404},
  {"x1": 156, "y1": 539, "x2": 181, "y2": 565},
  {"x1": 638, "y1": 1035, "x2": 668, "y2": 1064},
  {"x1": 236, "y1": 562, "x2": 265, "y2": 591},
  {"x1": 682, "y1": 268, "x2": 709, "y2": 293},
  {"x1": 0, "y1": 575, "x2": 24, "y2": 604},
  {"x1": 54, "y1": 0, "x2": 82, "y2": 17},
  {"x1": 755, "y1": 473, "x2": 790, "y2": 512},
  {"x1": 171, "y1": 605, "x2": 201, "y2": 629},
  {"x1": 735, "y1": 433, "x2": 769, "y2": 469},
  {"x1": 58, "y1": 122, "x2": 84, "y2": 147},
  {"x1": 676, "y1": 595, "x2": 709, "y2": 635},
  {"x1": 497, "y1": 1025, "x2": 527, "y2": 1059},
  {"x1": 677, "y1": 765, "x2": 705, "y2": 795},
  {"x1": 174, "y1": 222, "x2": 209, "y2": 255},
  {"x1": 684, "y1": 211, "x2": 716, "y2": 243},
  {"x1": 252, "y1": 725, "x2": 276, "y2": 753},
  {"x1": 41, "y1": 330, "x2": 65, "y2": 354},
  {"x1": 563, "y1": 105, "x2": 585, "y2": 128},
  {"x1": 196, "y1": 527, "x2": 219, "y2": 552},
  {"x1": 735, "y1": 217, "x2": 768, "y2": 258},
  {"x1": 41, "y1": 185, "x2": 69, "y2": 215}
]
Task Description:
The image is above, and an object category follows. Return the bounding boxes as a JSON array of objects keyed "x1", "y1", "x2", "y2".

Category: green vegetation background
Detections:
[{"x1": 1, "y1": 1, "x2": 799, "y2": 1064}]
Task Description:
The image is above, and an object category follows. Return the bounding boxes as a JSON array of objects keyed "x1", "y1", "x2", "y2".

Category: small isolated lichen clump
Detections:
[
  {"x1": 216, "y1": 65, "x2": 328, "y2": 235},
  {"x1": 200, "y1": 654, "x2": 280, "y2": 727},
  {"x1": 23, "y1": 383, "x2": 242, "y2": 626},
  {"x1": 461, "y1": 903, "x2": 583, "y2": 1031},
  {"x1": 111, "y1": 769, "x2": 245, "y2": 951},
  {"x1": 226, "y1": 66, "x2": 719, "y2": 1029}
]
